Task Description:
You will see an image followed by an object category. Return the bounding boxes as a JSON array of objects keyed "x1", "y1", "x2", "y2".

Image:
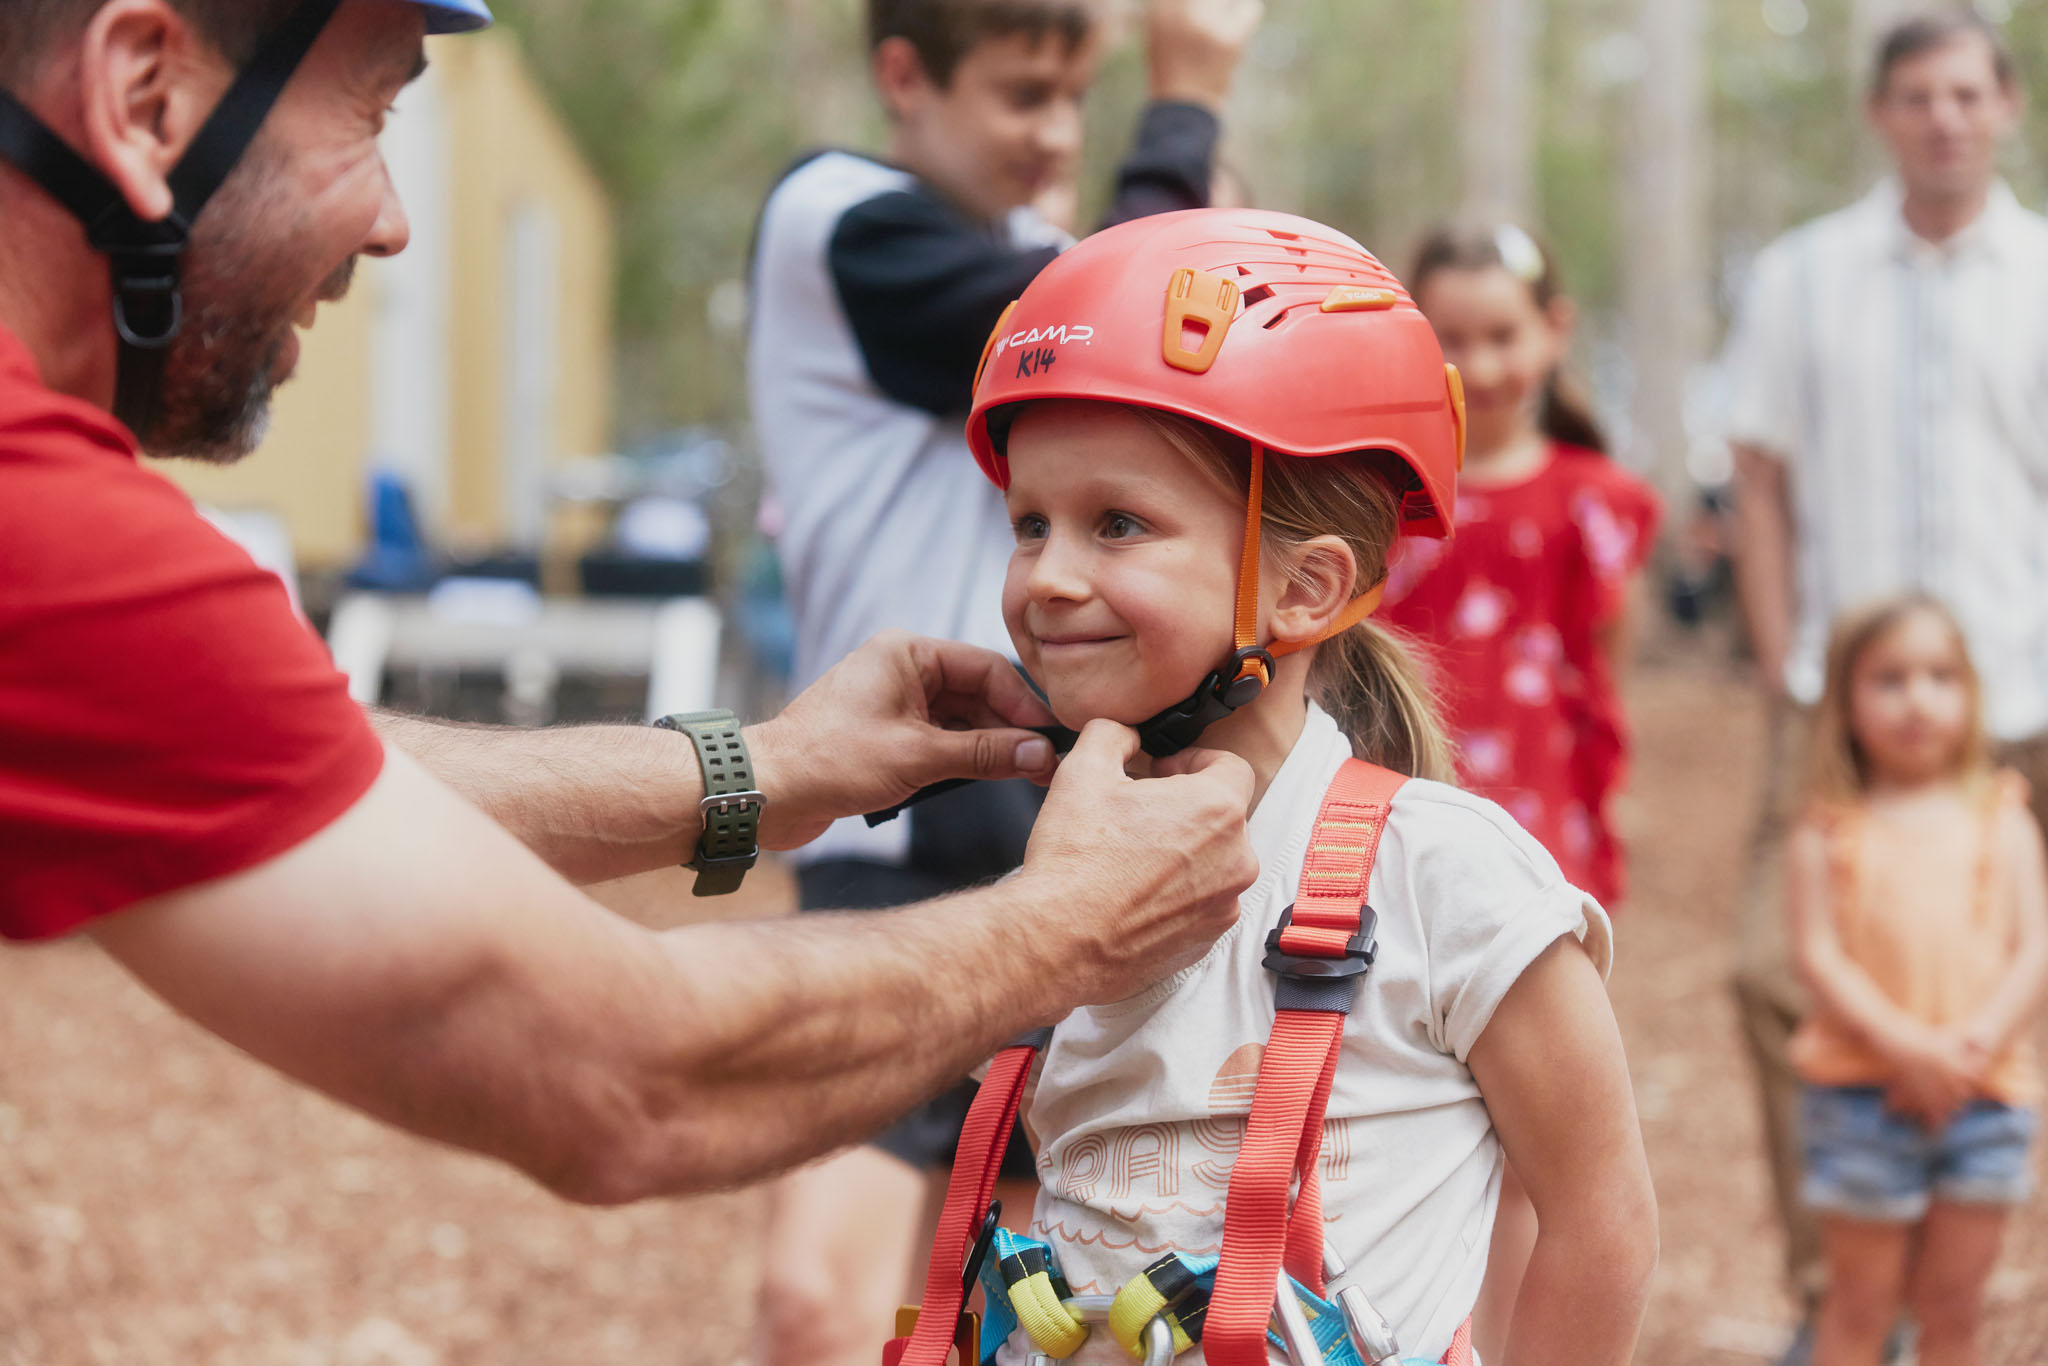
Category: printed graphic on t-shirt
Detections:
[{"x1": 1038, "y1": 1044, "x2": 1356, "y2": 1266}]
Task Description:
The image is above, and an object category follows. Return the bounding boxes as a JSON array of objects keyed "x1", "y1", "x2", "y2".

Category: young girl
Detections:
[
  {"x1": 1788, "y1": 596, "x2": 2048, "y2": 1366},
  {"x1": 895, "y1": 210, "x2": 1656, "y2": 1365},
  {"x1": 1380, "y1": 224, "x2": 1661, "y2": 910}
]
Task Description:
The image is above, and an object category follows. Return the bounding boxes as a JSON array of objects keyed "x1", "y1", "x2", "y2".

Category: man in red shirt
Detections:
[{"x1": 0, "y1": 0, "x2": 1257, "y2": 1202}]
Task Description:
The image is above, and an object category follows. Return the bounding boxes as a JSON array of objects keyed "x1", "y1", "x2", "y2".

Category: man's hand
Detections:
[
  {"x1": 1146, "y1": 0, "x2": 1264, "y2": 111},
  {"x1": 1009, "y1": 720, "x2": 1258, "y2": 1004},
  {"x1": 747, "y1": 633, "x2": 1059, "y2": 849}
]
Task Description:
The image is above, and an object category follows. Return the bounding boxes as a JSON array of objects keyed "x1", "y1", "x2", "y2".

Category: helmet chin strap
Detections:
[
  {"x1": 0, "y1": 0, "x2": 342, "y2": 442},
  {"x1": 1130, "y1": 441, "x2": 1387, "y2": 758}
]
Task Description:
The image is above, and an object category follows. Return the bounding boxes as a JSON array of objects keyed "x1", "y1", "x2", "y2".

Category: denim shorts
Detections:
[{"x1": 1801, "y1": 1084, "x2": 2038, "y2": 1221}]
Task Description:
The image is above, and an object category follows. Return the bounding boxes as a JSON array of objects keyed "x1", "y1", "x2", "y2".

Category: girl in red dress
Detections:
[
  {"x1": 1385, "y1": 223, "x2": 1664, "y2": 1361},
  {"x1": 1383, "y1": 223, "x2": 1662, "y2": 909}
]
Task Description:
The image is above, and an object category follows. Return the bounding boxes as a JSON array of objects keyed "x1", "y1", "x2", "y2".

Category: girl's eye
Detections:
[
  {"x1": 1013, "y1": 513, "x2": 1049, "y2": 543},
  {"x1": 1103, "y1": 512, "x2": 1142, "y2": 540}
]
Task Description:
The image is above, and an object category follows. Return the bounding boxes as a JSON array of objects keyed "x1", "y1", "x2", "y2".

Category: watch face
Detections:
[{"x1": 656, "y1": 710, "x2": 735, "y2": 732}]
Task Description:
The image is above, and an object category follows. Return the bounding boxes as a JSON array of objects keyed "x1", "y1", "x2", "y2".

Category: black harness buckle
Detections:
[{"x1": 1264, "y1": 905, "x2": 1377, "y2": 1014}]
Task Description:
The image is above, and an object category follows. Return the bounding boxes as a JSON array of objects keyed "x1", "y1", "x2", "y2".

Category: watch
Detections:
[{"x1": 653, "y1": 710, "x2": 764, "y2": 896}]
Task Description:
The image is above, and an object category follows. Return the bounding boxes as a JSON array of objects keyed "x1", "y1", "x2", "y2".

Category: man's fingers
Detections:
[
  {"x1": 1057, "y1": 718, "x2": 1143, "y2": 782},
  {"x1": 918, "y1": 726, "x2": 1058, "y2": 784},
  {"x1": 912, "y1": 638, "x2": 1056, "y2": 729},
  {"x1": 1155, "y1": 745, "x2": 1256, "y2": 807}
]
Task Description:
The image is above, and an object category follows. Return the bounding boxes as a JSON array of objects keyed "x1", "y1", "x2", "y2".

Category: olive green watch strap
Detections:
[{"x1": 654, "y1": 710, "x2": 763, "y2": 897}]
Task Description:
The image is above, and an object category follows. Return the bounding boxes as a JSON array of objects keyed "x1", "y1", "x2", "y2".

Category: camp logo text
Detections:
[{"x1": 995, "y1": 323, "x2": 1094, "y2": 379}]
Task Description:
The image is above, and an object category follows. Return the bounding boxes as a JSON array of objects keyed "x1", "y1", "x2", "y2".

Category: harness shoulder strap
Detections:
[
  {"x1": 1204, "y1": 758, "x2": 1405, "y2": 1366},
  {"x1": 885, "y1": 1030, "x2": 1046, "y2": 1366}
]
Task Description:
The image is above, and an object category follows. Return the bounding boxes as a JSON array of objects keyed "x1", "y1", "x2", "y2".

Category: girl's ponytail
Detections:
[
  {"x1": 1133, "y1": 408, "x2": 1456, "y2": 782},
  {"x1": 1537, "y1": 370, "x2": 1607, "y2": 455},
  {"x1": 1309, "y1": 619, "x2": 1455, "y2": 784}
]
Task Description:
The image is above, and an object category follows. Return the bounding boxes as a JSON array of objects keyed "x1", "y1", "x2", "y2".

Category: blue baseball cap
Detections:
[{"x1": 413, "y1": 0, "x2": 493, "y2": 33}]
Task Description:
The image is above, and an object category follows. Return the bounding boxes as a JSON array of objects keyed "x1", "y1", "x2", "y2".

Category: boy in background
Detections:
[{"x1": 746, "y1": 0, "x2": 1260, "y2": 1360}]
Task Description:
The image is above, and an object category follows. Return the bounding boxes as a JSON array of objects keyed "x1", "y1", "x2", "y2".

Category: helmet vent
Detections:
[{"x1": 1241, "y1": 284, "x2": 1276, "y2": 308}]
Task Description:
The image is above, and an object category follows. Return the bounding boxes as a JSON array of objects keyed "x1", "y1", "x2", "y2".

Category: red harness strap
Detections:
[
  {"x1": 1205, "y1": 759, "x2": 1405, "y2": 1366},
  {"x1": 885, "y1": 1036, "x2": 1041, "y2": 1366}
]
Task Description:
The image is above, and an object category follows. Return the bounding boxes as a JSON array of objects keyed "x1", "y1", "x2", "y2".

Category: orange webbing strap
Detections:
[
  {"x1": 1231, "y1": 442, "x2": 1268, "y2": 685},
  {"x1": 1228, "y1": 440, "x2": 1388, "y2": 682},
  {"x1": 885, "y1": 1041, "x2": 1039, "y2": 1366},
  {"x1": 1203, "y1": 759, "x2": 1406, "y2": 1366},
  {"x1": 1443, "y1": 1318, "x2": 1475, "y2": 1366}
]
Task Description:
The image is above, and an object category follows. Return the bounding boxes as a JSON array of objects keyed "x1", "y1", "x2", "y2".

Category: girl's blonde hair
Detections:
[
  {"x1": 1135, "y1": 409, "x2": 1456, "y2": 783},
  {"x1": 1807, "y1": 593, "x2": 1989, "y2": 804}
]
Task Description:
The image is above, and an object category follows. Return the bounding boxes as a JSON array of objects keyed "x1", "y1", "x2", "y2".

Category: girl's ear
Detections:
[{"x1": 1269, "y1": 536, "x2": 1360, "y2": 648}]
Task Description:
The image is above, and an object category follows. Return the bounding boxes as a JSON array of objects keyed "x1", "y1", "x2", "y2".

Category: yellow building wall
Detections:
[
  {"x1": 160, "y1": 32, "x2": 613, "y2": 570},
  {"x1": 442, "y1": 33, "x2": 615, "y2": 550},
  {"x1": 161, "y1": 269, "x2": 375, "y2": 566}
]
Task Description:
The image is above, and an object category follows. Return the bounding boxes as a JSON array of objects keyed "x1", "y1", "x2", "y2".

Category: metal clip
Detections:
[
  {"x1": 1322, "y1": 1242, "x2": 1401, "y2": 1365},
  {"x1": 1273, "y1": 1268, "x2": 1327, "y2": 1366},
  {"x1": 1058, "y1": 1296, "x2": 1175, "y2": 1366}
]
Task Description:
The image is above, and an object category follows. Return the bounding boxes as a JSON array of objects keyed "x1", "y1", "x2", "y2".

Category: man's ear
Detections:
[
  {"x1": 871, "y1": 35, "x2": 938, "y2": 122},
  {"x1": 74, "y1": 0, "x2": 229, "y2": 224},
  {"x1": 1268, "y1": 536, "x2": 1360, "y2": 648}
]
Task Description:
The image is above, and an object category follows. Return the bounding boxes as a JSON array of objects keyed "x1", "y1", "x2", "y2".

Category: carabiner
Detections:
[
  {"x1": 1272, "y1": 1269, "x2": 1326, "y2": 1366},
  {"x1": 1321, "y1": 1241, "x2": 1401, "y2": 1365},
  {"x1": 1054, "y1": 1295, "x2": 1176, "y2": 1366}
]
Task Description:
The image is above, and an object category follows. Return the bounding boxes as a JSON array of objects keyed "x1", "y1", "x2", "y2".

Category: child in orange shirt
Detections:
[{"x1": 1787, "y1": 595, "x2": 2048, "y2": 1366}]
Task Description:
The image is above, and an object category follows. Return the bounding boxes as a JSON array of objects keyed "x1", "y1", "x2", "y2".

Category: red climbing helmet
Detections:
[{"x1": 966, "y1": 207, "x2": 1465, "y2": 538}]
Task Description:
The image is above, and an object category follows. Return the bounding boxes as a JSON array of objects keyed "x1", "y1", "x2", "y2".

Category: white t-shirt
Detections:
[{"x1": 1008, "y1": 705, "x2": 1613, "y2": 1365}]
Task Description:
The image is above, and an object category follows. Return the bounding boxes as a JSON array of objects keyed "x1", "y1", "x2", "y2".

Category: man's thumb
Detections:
[{"x1": 931, "y1": 726, "x2": 1056, "y2": 783}]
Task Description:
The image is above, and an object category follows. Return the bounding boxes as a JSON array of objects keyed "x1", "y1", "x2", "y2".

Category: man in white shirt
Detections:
[{"x1": 1722, "y1": 11, "x2": 2048, "y2": 1348}]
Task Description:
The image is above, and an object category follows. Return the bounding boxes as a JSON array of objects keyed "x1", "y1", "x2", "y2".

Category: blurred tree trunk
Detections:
[
  {"x1": 1850, "y1": 0, "x2": 1914, "y2": 180},
  {"x1": 776, "y1": 0, "x2": 866, "y2": 143},
  {"x1": 1460, "y1": 0, "x2": 1538, "y2": 221},
  {"x1": 1622, "y1": 0, "x2": 1706, "y2": 509},
  {"x1": 1850, "y1": 0, "x2": 1916, "y2": 93}
]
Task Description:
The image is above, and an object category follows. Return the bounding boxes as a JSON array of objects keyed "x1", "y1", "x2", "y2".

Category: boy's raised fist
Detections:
[{"x1": 1146, "y1": 0, "x2": 1266, "y2": 111}]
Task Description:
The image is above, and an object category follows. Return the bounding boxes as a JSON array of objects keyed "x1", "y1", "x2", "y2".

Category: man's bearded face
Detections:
[{"x1": 146, "y1": 142, "x2": 359, "y2": 464}]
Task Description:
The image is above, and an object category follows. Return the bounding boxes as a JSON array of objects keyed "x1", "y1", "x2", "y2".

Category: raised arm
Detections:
[
  {"x1": 827, "y1": 2, "x2": 1258, "y2": 417},
  {"x1": 1467, "y1": 937, "x2": 1658, "y2": 1366},
  {"x1": 90, "y1": 721, "x2": 1256, "y2": 1202},
  {"x1": 376, "y1": 633, "x2": 1060, "y2": 885}
]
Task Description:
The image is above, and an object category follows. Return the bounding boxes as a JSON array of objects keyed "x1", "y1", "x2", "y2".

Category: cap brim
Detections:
[{"x1": 418, "y1": 1, "x2": 492, "y2": 33}]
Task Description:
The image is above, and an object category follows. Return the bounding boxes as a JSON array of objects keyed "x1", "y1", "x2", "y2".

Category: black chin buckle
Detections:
[
  {"x1": 91, "y1": 210, "x2": 191, "y2": 350},
  {"x1": 1134, "y1": 646, "x2": 1274, "y2": 758}
]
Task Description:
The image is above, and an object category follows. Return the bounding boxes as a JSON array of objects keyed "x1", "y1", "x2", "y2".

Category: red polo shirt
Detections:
[{"x1": 0, "y1": 324, "x2": 384, "y2": 939}]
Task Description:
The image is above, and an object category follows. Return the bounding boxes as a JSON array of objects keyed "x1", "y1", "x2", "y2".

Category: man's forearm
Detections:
[
  {"x1": 373, "y1": 710, "x2": 701, "y2": 883},
  {"x1": 106, "y1": 750, "x2": 1076, "y2": 1205},
  {"x1": 406, "y1": 875, "x2": 1072, "y2": 1203},
  {"x1": 617, "y1": 882, "x2": 1064, "y2": 1193},
  {"x1": 1731, "y1": 443, "x2": 1794, "y2": 690}
]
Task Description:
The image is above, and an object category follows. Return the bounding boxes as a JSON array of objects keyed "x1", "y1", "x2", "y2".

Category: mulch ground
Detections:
[{"x1": 7, "y1": 648, "x2": 2048, "y2": 1364}]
